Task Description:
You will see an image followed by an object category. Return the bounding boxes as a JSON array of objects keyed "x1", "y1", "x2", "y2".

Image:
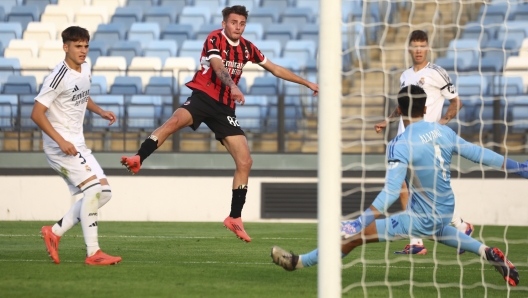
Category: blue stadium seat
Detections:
[
  {"x1": 250, "y1": 76, "x2": 279, "y2": 95},
  {"x1": 497, "y1": 21, "x2": 528, "y2": 48},
  {"x1": 237, "y1": 105, "x2": 264, "y2": 131},
  {"x1": 261, "y1": 0, "x2": 289, "y2": 13},
  {"x1": 25, "y1": 0, "x2": 51, "y2": 14},
  {"x1": 194, "y1": 0, "x2": 222, "y2": 11},
  {"x1": 283, "y1": 40, "x2": 316, "y2": 69},
  {"x1": 179, "y1": 6, "x2": 211, "y2": 32},
  {"x1": 145, "y1": 76, "x2": 175, "y2": 95},
  {"x1": 2, "y1": 75, "x2": 37, "y2": 94},
  {"x1": 0, "y1": 95, "x2": 18, "y2": 129},
  {"x1": 1, "y1": 0, "x2": 19, "y2": 15},
  {"x1": 179, "y1": 40, "x2": 204, "y2": 67},
  {"x1": 93, "y1": 23, "x2": 127, "y2": 43},
  {"x1": 271, "y1": 57, "x2": 302, "y2": 74},
  {"x1": 161, "y1": 24, "x2": 195, "y2": 47},
  {"x1": 471, "y1": 98, "x2": 508, "y2": 133},
  {"x1": 130, "y1": 94, "x2": 162, "y2": 120},
  {"x1": 264, "y1": 24, "x2": 297, "y2": 49},
  {"x1": 237, "y1": 77, "x2": 247, "y2": 94},
  {"x1": 455, "y1": 75, "x2": 489, "y2": 96},
  {"x1": 298, "y1": 24, "x2": 319, "y2": 45},
  {"x1": 267, "y1": 104, "x2": 300, "y2": 132},
  {"x1": 110, "y1": 76, "x2": 143, "y2": 94},
  {"x1": 195, "y1": 24, "x2": 222, "y2": 41},
  {"x1": 108, "y1": 40, "x2": 142, "y2": 66},
  {"x1": 248, "y1": 7, "x2": 280, "y2": 28},
  {"x1": 0, "y1": 23, "x2": 22, "y2": 49},
  {"x1": 111, "y1": 6, "x2": 144, "y2": 31},
  {"x1": 442, "y1": 99, "x2": 474, "y2": 134},
  {"x1": 241, "y1": 23, "x2": 263, "y2": 41},
  {"x1": 159, "y1": 0, "x2": 188, "y2": 14},
  {"x1": 6, "y1": 5, "x2": 41, "y2": 31},
  {"x1": 491, "y1": 76, "x2": 524, "y2": 95},
  {"x1": 281, "y1": 7, "x2": 313, "y2": 25},
  {"x1": 252, "y1": 40, "x2": 281, "y2": 59},
  {"x1": 477, "y1": 57, "x2": 505, "y2": 72},
  {"x1": 91, "y1": 95, "x2": 125, "y2": 129},
  {"x1": 209, "y1": 7, "x2": 224, "y2": 25},
  {"x1": 461, "y1": 22, "x2": 493, "y2": 46},
  {"x1": 510, "y1": 97, "x2": 528, "y2": 133},
  {"x1": 90, "y1": 75, "x2": 107, "y2": 95},
  {"x1": 0, "y1": 41, "x2": 3, "y2": 57},
  {"x1": 127, "y1": 105, "x2": 157, "y2": 129},
  {"x1": 482, "y1": 39, "x2": 518, "y2": 61},
  {"x1": 434, "y1": 57, "x2": 466, "y2": 72},
  {"x1": 0, "y1": 58, "x2": 20, "y2": 85},
  {"x1": 127, "y1": 0, "x2": 155, "y2": 11},
  {"x1": 510, "y1": 4, "x2": 528, "y2": 21},
  {"x1": 20, "y1": 104, "x2": 38, "y2": 129},
  {"x1": 144, "y1": 40, "x2": 178, "y2": 64},
  {"x1": 143, "y1": 6, "x2": 178, "y2": 30},
  {"x1": 446, "y1": 39, "x2": 481, "y2": 70},
  {"x1": 226, "y1": 0, "x2": 257, "y2": 10},
  {"x1": 478, "y1": 2, "x2": 509, "y2": 24},
  {"x1": 296, "y1": 0, "x2": 318, "y2": 13},
  {"x1": 87, "y1": 40, "x2": 109, "y2": 66},
  {"x1": 128, "y1": 22, "x2": 161, "y2": 48}
]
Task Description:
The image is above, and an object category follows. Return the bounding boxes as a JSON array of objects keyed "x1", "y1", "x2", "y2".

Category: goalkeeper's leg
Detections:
[{"x1": 396, "y1": 182, "x2": 427, "y2": 255}]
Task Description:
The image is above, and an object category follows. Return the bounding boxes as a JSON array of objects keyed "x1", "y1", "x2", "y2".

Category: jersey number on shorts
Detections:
[
  {"x1": 434, "y1": 145, "x2": 448, "y2": 181},
  {"x1": 77, "y1": 152, "x2": 86, "y2": 164}
]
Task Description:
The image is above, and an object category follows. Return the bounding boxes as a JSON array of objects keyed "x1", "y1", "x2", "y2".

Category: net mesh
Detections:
[{"x1": 340, "y1": 0, "x2": 528, "y2": 296}]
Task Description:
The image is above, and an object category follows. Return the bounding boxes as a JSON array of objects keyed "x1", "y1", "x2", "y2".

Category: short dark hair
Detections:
[
  {"x1": 398, "y1": 85, "x2": 427, "y2": 118},
  {"x1": 61, "y1": 26, "x2": 90, "y2": 44},
  {"x1": 222, "y1": 5, "x2": 249, "y2": 22},
  {"x1": 408, "y1": 30, "x2": 428, "y2": 44}
]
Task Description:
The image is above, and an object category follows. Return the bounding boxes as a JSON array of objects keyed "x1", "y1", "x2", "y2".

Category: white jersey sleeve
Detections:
[
  {"x1": 429, "y1": 64, "x2": 458, "y2": 100},
  {"x1": 35, "y1": 63, "x2": 68, "y2": 106}
]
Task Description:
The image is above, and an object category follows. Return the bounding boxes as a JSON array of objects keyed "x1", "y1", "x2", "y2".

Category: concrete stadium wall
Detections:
[{"x1": 1, "y1": 176, "x2": 526, "y2": 226}]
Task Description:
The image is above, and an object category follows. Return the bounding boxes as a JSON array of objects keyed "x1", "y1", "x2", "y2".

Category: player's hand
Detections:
[
  {"x1": 58, "y1": 140, "x2": 78, "y2": 156},
  {"x1": 231, "y1": 86, "x2": 245, "y2": 105},
  {"x1": 340, "y1": 219, "x2": 362, "y2": 240},
  {"x1": 438, "y1": 118, "x2": 449, "y2": 125},
  {"x1": 307, "y1": 82, "x2": 318, "y2": 96},
  {"x1": 100, "y1": 110, "x2": 116, "y2": 126},
  {"x1": 374, "y1": 120, "x2": 387, "y2": 133}
]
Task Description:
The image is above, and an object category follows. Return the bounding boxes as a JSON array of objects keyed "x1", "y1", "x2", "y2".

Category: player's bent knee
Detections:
[{"x1": 98, "y1": 185, "x2": 112, "y2": 208}]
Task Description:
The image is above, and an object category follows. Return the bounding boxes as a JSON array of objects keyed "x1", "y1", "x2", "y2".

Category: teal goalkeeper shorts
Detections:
[{"x1": 375, "y1": 211, "x2": 449, "y2": 242}]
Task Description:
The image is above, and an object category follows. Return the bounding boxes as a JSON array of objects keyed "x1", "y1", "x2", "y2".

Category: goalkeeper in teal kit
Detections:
[{"x1": 271, "y1": 85, "x2": 525, "y2": 287}]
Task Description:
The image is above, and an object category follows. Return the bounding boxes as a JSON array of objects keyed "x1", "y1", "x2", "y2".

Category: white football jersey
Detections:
[
  {"x1": 398, "y1": 62, "x2": 458, "y2": 134},
  {"x1": 35, "y1": 61, "x2": 91, "y2": 149}
]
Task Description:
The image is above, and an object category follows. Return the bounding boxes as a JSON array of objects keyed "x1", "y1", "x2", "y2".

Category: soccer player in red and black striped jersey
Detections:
[{"x1": 121, "y1": 5, "x2": 318, "y2": 242}]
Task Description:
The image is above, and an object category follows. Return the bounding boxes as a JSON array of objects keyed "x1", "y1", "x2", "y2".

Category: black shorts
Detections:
[{"x1": 180, "y1": 90, "x2": 245, "y2": 142}]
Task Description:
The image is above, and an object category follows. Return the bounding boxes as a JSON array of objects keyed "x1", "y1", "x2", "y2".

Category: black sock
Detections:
[
  {"x1": 229, "y1": 189, "x2": 247, "y2": 218},
  {"x1": 137, "y1": 137, "x2": 158, "y2": 164},
  {"x1": 57, "y1": 218, "x2": 63, "y2": 227}
]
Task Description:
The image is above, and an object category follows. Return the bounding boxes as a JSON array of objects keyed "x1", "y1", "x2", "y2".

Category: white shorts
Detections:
[
  {"x1": 397, "y1": 116, "x2": 405, "y2": 135},
  {"x1": 44, "y1": 145, "x2": 106, "y2": 195}
]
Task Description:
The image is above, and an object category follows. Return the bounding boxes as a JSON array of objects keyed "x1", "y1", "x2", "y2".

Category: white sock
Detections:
[
  {"x1": 410, "y1": 237, "x2": 423, "y2": 246},
  {"x1": 80, "y1": 180, "x2": 102, "y2": 257},
  {"x1": 296, "y1": 255, "x2": 304, "y2": 268},
  {"x1": 450, "y1": 212, "x2": 466, "y2": 231},
  {"x1": 52, "y1": 185, "x2": 112, "y2": 237},
  {"x1": 478, "y1": 244, "x2": 488, "y2": 259}
]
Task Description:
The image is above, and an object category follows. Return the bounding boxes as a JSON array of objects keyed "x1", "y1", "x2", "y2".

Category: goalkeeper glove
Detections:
[{"x1": 505, "y1": 159, "x2": 528, "y2": 178}]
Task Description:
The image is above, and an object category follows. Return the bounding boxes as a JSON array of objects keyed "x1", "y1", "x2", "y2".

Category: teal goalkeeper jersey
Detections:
[{"x1": 372, "y1": 120, "x2": 504, "y2": 232}]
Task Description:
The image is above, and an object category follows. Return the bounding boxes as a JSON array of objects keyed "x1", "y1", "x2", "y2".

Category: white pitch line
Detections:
[{"x1": 0, "y1": 234, "x2": 316, "y2": 240}]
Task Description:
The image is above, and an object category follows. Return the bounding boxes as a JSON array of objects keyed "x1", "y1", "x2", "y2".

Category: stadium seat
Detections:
[
  {"x1": 0, "y1": 41, "x2": 4, "y2": 57},
  {"x1": 6, "y1": 5, "x2": 41, "y2": 31},
  {"x1": 20, "y1": 57, "x2": 55, "y2": 87},
  {"x1": 226, "y1": 0, "x2": 257, "y2": 10},
  {"x1": 209, "y1": 7, "x2": 224, "y2": 25},
  {"x1": 143, "y1": 6, "x2": 178, "y2": 30},
  {"x1": 127, "y1": 56, "x2": 162, "y2": 89},
  {"x1": 510, "y1": 4, "x2": 528, "y2": 21},
  {"x1": 91, "y1": 75, "x2": 108, "y2": 94},
  {"x1": 492, "y1": 76, "x2": 525, "y2": 95},
  {"x1": 194, "y1": 0, "x2": 222, "y2": 11},
  {"x1": 179, "y1": 6, "x2": 211, "y2": 32},
  {"x1": 127, "y1": 0, "x2": 156, "y2": 11},
  {"x1": 110, "y1": 76, "x2": 143, "y2": 94},
  {"x1": 504, "y1": 56, "x2": 528, "y2": 89},
  {"x1": 267, "y1": 104, "x2": 300, "y2": 132},
  {"x1": 482, "y1": 39, "x2": 518, "y2": 62},
  {"x1": 250, "y1": 8, "x2": 281, "y2": 29},
  {"x1": 179, "y1": 40, "x2": 204, "y2": 67},
  {"x1": 92, "y1": 56, "x2": 127, "y2": 87},
  {"x1": 108, "y1": 40, "x2": 142, "y2": 66},
  {"x1": 2, "y1": 75, "x2": 37, "y2": 94},
  {"x1": 111, "y1": 6, "x2": 144, "y2": 31},
  {"x1": 128, "y1": 22, "x2": 161, "y2": 48},
  {"x1": 161, "y1": 24, "x2": 194, "y2": 48},
  {"x1": 195, "y1": 24, "x2": 222, "y2": 41},
  {"x1": 298, "y1": 24, "x2": 319, "y2": 45},
  {"x1": 57, "y1": 0, "x2": 90, "y2": 13},
  {"x1": 74, "y1": 6, "x2": 109, "y2": 32},
  {"x1": 91, "y1": 95, "x2": 125, "y2": 129},
  {"x1": 4, "y1": 39, "x2": 39, "y2": 60},
  {"x1": 93, "y1": 23, "x2": 127, "y2": 43},
  {"x1": 446, "y1": 39, "x2": 481, "y2": 70},
  {"x1": 241, "y1": 23, "x2": 263, "y2": 41},
  {"x1": 40, "y1": 5, "x2": 75, "y2": 32},
  {"x1": 497, "y1": 21, "x2": 528, "y2": 48},
  {"x1": 1, "y1": 0, "x2": 20, "y2": 15},
  {"x1": 261, "y1": 0, "x2": 290, "y2": 12},
  {"x1": 296, "y1": 0, "x2": 318, "y2": 12},
  {"x1": 434, "y1": 57, "x2": 466, "y2": 72},
  {"x1": 145, "y1": 76, "x2": 175, "y2": 95},
  {"x1": 283, "y1": 40, "x2": 316, "y2": 69},
  {"x1": 478, "y1": 2, "x2": 509, "y2": 24},
  {"x1": 252, "y1": 40, "x2": 281, "y2": 59},
  {"x1": 249, "y1": 76, "x2": 279, "y2": 95},
  {"x1": 461, "y1": 22, "x2": 492, "y2": 46},
  {"x1": 162, "y1": 56, "x2": 197, "y2": 86},
  {"x1": 144, "y1": 40, "x2": 178, "y2": 65},
  {"x1": 0, "y1": 58, "x2": 21, "y2": 85},
  {"x1": 456, "y1": 75, "x2": 489, "y2": 96},
  {"x1": 91, "y1": 0, "x2": 124, "y2": 16},
  {"x1": 0, "y1": 23, "x2": 23, "y2": 49},
  {"x1": 236, "y1": 105, "x2": 264, "y2": 131},
  {"x1": 26, "y1": 0, "x2": 53, "y2": 13},
  {"x1": 281, "y1": 7, "x2": 313, "y2": 25},
  {"x1": 0, "y1": 95, "x2": 18, "y2": 129},
  {"x1": 159, "y1": 0, "x2": 188, "y2": 14},
  {"x1": 264, "y1": 24, "x2": 296, "y2": 49},
  {"x1": 510, "y1": 97, "x2": 528, "y2": 133},
  {"x1": 127, "y1": 104, "x2": 157, "y2": 129},
  {"x1": 87, "y1": 40, "x2": 109, "y2": 66},
  {"x1": 130, "y1": 94, "x2": 163, "y2": 120}
]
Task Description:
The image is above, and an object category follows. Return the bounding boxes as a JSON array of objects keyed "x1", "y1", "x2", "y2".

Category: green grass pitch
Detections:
[{"x1": 0, "y1": 221, "x2": 526, "y2": 297}]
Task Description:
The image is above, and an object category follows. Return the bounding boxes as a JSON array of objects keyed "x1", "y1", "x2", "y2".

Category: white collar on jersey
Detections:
[{"x1": 222, "y1": 29, "x2": 240, "y2": 46}]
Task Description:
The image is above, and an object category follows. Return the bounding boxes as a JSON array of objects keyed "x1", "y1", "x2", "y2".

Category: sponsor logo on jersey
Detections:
[{"x1": 73, "y1": 85, "x2": 79, "y2": 92}]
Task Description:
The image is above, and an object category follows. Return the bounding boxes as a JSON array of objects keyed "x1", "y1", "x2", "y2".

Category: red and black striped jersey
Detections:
[{"x1": 185, "y1": 29, "x2": 267, "y2": 109}]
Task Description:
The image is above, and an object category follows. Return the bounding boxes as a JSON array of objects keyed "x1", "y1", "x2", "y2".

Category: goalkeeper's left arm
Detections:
[{"x1": 341, "y1": 159, "x2": 407, "y2": 239}]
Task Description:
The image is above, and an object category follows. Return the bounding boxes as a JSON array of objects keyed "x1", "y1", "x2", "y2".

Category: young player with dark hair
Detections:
[
  {"x1": 121, "y1": 6, "x2": 318, "y2": 242},
  {"x1": 271, "y1": 85, "x2": 525, "y2": 287},
  {"x1": 375, "y1": 30, "x2": 472, "y2": 255},
  {"x1": 32, "y1": 26, "x2": 122, "y2": 265}
]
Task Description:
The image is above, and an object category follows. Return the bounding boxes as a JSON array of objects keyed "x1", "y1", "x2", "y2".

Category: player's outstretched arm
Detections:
[
  {"x1": 31, "y1": 101, "x2": 77, "y2": 155},
  {"x1": 87, "y1": 97, "x2": 116, "y2": 126},
  {"x1": 259, "y1": 59, "x2": 318, "y2": 96},
  {"x1": 375, "y1": 107, "x2": 401, "y2": 133},
  {"x1": 439, "y1": 96, "x2": 463, "y2": 125}
]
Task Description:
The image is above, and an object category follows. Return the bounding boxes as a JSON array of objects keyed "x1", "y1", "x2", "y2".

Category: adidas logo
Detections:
[
  {"x1": 89, "y1": 221, "x2": 98, "y2": 227},
  {"x1": 391, "y1": 218, "x2": 399, "y2": 228},
  {"x1": 73, "y1": 85, "x2": 79, "y2": 92}
]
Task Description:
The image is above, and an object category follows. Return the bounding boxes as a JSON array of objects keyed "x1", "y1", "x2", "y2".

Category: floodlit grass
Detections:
[{"x1": 0, "y1": 222, "x2": 526, "y2": 297}]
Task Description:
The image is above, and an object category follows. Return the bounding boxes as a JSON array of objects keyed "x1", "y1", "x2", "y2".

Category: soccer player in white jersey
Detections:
[
  {"x1": 271, "y1": 85, "x2": 525, "y2": 287},
  {"x1": 374, "y1": 30, "x2": 472, "y2": 255},
  {"x1": 31, "y1": 26, "x2": 121, "y2": 265}
]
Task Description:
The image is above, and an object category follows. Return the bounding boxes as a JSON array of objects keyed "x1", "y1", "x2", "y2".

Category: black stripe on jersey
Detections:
[
  {"x1": 50, "y1": 65, "x2": 67, "y2": 89},
  {"x1": 427, "y1": 63, "x2": 450, "y2": 84},
  {"x1": 440, "y1": 83, "x2": 453, "y2": 90}
]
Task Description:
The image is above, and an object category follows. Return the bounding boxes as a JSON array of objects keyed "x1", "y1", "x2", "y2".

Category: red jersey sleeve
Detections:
[
  {"x1": 205, "y1": 32, "x2": 222, "y2": 61},
  {"x1": 248, "y1": 42, "x2": 266, "y2": 65}
]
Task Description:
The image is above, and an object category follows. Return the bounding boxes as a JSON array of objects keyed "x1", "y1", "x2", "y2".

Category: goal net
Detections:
[{"x1": 328, "y1": 0, "x2": 528, "y2": 296}]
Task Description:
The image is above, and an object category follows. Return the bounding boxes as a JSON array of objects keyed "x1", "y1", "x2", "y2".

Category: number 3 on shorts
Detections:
[{"x1": 77, "y1": 152, "x2": 86, "y2": 164}]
